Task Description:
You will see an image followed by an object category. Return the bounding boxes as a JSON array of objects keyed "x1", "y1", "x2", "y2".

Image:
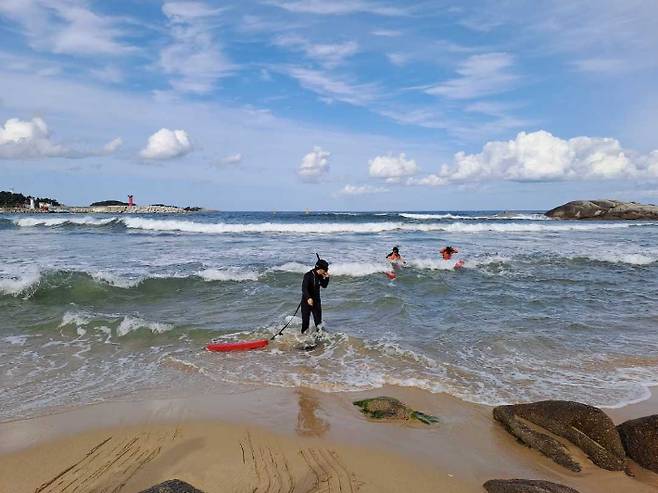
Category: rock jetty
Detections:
[
  {"x1": 545, "y1": 200, "x2": 658, "y2": 220},
  {"x1": 60, "y1": 205, "x2": 190, "y2": 214}
]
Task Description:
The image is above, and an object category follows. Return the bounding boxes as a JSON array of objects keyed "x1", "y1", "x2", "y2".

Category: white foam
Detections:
[
  {"x1": 400, "y1": 213, "x2": 467, "y2": 220},
  {"x1": 90, "y1": 271, "x2": 143, "y2": 288},
  {"x1": 119, "y1": 217, "x2": 642, "y2": 235},
  {"x1": 272, "y1": 261, "x2": 388, "y2": 277},
  {"x1": 197, "y1": 268, "x2": 259, "y2": 282},
  {"x1": 60, "y1": 311, "x2": 93, "y2": 327},
  {"x1": 116, "y1": 316, "x2": 173, "y2": 337},
  {"x1": 13, "y1": 216, "x2": 116, "y2": 227},
  {"x1": 578, "y1": 253, "x2": 657, "y2": 265},
  {"x1": 0, "y1": 268, "x2": 42, "y2": 295},
  {"x1": 408, "y1": 257, "x2": 463, "y2": 270},
  {"x1": 400, "y1": 212, "x2": 547, "y2": 221},
  {"x1": 438, "y1": 221, "x2": 636, "y2": 233},
  {"x1": 3, "y1": 335, "x2": 30, "y2": 346},
  {"x1": 466, "y1": 255, "x2": 513, "y2": 267}
]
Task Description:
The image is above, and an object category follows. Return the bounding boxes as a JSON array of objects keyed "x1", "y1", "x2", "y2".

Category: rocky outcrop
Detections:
[
  {"x1": 353, "y1": 396, "x2": 439, "y2": 424},
  {"x1": 493, "y1": 401, "x2": 625, "y2": 472},
  {"x1": 617, "y1": 415, "x2": 658, "y2": 473},
  {"x1": 138, "y1": 479, "x2": 205, "y2": 493},
  {"x1": 545, "y1": 200, "x2": 658, "y2": 220},
  {"x1": 484, "y1": 479, "x2": 580, "y2": 493}
]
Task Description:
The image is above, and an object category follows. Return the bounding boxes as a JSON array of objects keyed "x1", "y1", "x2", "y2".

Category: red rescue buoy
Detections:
[{"x1": 206, "y1": 338, "x2": 269, "y2": 352}]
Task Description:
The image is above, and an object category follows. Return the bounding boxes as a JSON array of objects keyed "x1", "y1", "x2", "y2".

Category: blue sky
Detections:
[{"x1": 1, "y1": 0, "x2": 657, "y2": 210}]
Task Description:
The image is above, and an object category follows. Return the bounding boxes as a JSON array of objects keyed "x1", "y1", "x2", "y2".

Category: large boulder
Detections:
[
  {"x1": 493, "y1": 401, "x2": 625, "y2": 472},
  {"x1": 617, "y1": 415, "x2": 658, "y2": 473},
  {"x1": 545, "y1": 200, "x2": 658, "y2": 220},
  {"x1": 139, "y1": 479, "x2": 205, "y2": 493},
  {"x1": 484, "y1": 479, "x2": 580, "y2": 493},
  {"x1": 353, "y1": 396, "x2": 439, "y2": 424}
]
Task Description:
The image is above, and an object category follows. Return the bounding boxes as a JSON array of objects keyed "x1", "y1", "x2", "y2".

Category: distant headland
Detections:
[
  {"x1": 546, "y1": 199, "x2": 658, "y2": 220},
  {"x1": 0, "y1": 190, "x2": 203, "y2": 214}
]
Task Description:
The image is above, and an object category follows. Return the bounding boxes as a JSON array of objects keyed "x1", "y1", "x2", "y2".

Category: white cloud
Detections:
[
  {"x1": 160, "y1": 1, "x2": 234, "y2": 94},
  {"x1": 369, "y1": 153, "x2": 418, "y2": 182},
  {"x1": 103, "y1": 137, "x2": 123, "y2": 154},
  {"x1": 0, "y1": 117, "x2": 120, "y2": 159},
  {"x1": 376, "y1": 108, "x2": 445, "y2": 129},
  {"x1": 286, "y1": 67, "x2": 377, "y2": 106},
  {"x1": 90, "y1": 65, "x2": 123, "y2": 83},
  {"x1": 275, "y1": 35, "x2": 358, "y2": 68},
  {"x1": 425, "y1": 52, "x2": 517, "y2": 100},
  {"x1": 0, "y1": 1, "x2": 132, "y2": 56},
  {"x1": 220, "y1": 153, "x2": 242, "y2": 165},
  {"x1": 298, "y1": 146, "x2": 330, "y2": 181},
  {"x1": 371, "y1": 29, "x2": 401, "y2": 37},
  {"x1": 0, "y1": 117, "x2": 67, "y2": 158},
  {"x1": 387, "y1": 53, "x2": 408, "y2": 66},
  {"x1": 140, "y1": 128, "x2": 192, "y2": 160},
  {"x1": 572, "y1": 58, "x2": 627, "y2": 74},
  {"x1": 410, "y1": 130, "x2": 658, "y2": 186},
  {"x1": 338, "y1": 184, "x2": 388, "y2": 195},
  {"x1": 406, "y1": 174, "x2": 448, "y2": 187},
  {"x1": 266, "y1": 0, "x2": 406, "y2": 16}
]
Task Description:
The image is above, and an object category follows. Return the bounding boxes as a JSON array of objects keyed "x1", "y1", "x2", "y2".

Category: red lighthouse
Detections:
[{"x1": 128, "y1": 195, "x2": 134, "y2": 207}]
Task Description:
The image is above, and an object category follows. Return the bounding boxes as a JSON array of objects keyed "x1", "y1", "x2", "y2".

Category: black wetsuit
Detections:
[{"x1": 301, "y1": 269, "x2": 329, "y2": 333}]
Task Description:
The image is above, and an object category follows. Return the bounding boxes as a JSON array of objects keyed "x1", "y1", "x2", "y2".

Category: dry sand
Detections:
[{"x1": 1, "y1": 385, "x2": 657, "y2": 493}]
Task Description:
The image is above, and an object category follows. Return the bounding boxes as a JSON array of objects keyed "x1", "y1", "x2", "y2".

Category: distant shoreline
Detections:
[{"x1": 0, "y1": 205, "x2": 202, "y2": 214}]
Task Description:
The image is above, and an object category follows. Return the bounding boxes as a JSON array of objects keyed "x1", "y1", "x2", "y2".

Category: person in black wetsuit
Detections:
[{"x1": 301, "y1": 256, "x2": 330, "y2": 334}]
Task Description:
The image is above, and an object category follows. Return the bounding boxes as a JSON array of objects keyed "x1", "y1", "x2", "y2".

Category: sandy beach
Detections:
[{"x1": 1, "y1": 384, "x2": 657, "y2": 493}]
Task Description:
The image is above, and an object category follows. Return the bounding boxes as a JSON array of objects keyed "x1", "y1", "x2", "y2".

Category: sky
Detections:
[{"x1": 0, "y1": 0, "x2": 657, "y2": 211}]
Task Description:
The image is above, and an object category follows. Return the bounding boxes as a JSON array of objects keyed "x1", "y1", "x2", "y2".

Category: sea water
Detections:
[{"x1": 1, "y1": 211, "x2": 657, "y2": 420}]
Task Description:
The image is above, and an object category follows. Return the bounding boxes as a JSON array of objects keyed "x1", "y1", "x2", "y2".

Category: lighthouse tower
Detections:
[{"x1": 128, "y1": 195, "x2": 134, "y2": 207}]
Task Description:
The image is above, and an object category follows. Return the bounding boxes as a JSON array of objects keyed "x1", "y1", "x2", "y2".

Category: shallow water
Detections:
[{"x1": 1, "y1": 210, "x2": 657, "y2": 420}]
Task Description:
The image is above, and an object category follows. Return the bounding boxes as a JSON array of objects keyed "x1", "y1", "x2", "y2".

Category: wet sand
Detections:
[{"x1": 1, "y1": 385, "x2": 657, "y2": 493}]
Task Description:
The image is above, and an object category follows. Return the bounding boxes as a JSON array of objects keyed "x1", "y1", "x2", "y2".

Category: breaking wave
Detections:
[
  {"x1": 399, "y1": 212, "x2": 546, "y2": 221},
  {"x1": 10, "y1": 216, "x2": 651, "y2": 235}
]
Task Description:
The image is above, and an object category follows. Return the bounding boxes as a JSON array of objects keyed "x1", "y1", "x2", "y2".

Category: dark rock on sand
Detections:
[
  {"x1": 617, "y1": 414, "x2": 658, "y2": 473},
  {"x1": 484, "y1": 479, "x2": 580, "y2": 493},
  {"x1": 545, "y1": 200, "x2": 658, "y2": 220},
  {"x1": 493, "y1": 400, "x2": 625, "y2": 472},
  {"x1": 353, "y1": 396, "x2": 439, "y2": 424},
  {"x1": 139, "y1": 479, "x2": 205, "y2": 493}
]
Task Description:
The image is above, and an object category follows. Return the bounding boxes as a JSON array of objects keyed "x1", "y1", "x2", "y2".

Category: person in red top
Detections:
[
  {"x1": 440, "y1": 246, "x2": 458, "y2": 260},
  {"x1": 386, "y1": 246, "x2": 402, "y2": 262}
]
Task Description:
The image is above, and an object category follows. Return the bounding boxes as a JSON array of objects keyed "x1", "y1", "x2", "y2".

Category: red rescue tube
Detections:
[{"x1": 206, "y1": 338, "x2": 269, "y2": 352}]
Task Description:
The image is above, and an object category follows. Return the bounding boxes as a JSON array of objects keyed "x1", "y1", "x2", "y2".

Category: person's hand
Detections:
[
  {"x1": 307, "y1": 298, "x2": 314, "y2": 306},
  {"x1": 323, "y1": 272, "x2": 330, "y2": 278}
]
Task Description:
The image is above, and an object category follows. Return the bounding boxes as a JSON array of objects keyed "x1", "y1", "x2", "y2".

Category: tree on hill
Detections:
[
  {"x1": 90, "y1": 200, "x2": 129, "y2": 206},
  {"x1": 0, "y1": 191, "x2": 60, "y2": 207}
]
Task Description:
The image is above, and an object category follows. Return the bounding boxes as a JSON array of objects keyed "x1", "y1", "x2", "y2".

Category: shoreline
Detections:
[
  {"x1": 0, "y1": 205, "x2": 202, "y2": 214},
  {"x1": 2, "y1": 384, "x2": 657, "y2": 493}
]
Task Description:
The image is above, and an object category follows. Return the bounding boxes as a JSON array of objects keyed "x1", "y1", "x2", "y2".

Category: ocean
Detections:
[{"x1": 1, "y1": 211, "x2": 657, "y2": 421}]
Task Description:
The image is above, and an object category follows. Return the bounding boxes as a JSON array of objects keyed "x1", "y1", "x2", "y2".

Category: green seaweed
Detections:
[
  {"x1": 353, "y1": 396, "x2": 438, "y2": 425},
  {"x1": 411, "y1": 411, "x2": 440, "y2": 425}
]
